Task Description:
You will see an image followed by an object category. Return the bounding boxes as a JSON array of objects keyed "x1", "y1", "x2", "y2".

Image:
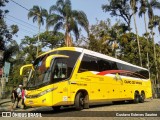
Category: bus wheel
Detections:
[
  {"x1": 75, "y1": 92, "x2": 84, "y2": 110},
  {"x1": 134, "y1": 92, "x2": 140, "y2": 104},
  {"x1": 139, "y1": 92, "x2": 145, "y2": 103},
  {"x1": 52, "y1": 106, "x2": 61, "y2": 111}
]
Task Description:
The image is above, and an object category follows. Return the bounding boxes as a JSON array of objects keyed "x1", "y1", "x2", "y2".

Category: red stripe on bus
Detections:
[{"x1": 96, "y1": 70, "x2": 128, "y2": 75}]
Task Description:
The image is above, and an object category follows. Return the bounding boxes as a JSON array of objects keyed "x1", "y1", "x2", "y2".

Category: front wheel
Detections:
[{"x1": 75, "y1": 92, "x2": 84, "y2": 110}]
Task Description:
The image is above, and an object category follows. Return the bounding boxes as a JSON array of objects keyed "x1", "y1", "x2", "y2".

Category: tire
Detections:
[
  {"x1": 139, "y1": 92, "x2": 145, "y2": 103},
  {"x1": 52, "y1": 106, "x2": 61, "y2": 111},
  {"x1": 75, "y1": 92, "x2": 84, "y2": 110},
  {"x1": 134, "y1": 92, "x2": 140, "y2": 104}
]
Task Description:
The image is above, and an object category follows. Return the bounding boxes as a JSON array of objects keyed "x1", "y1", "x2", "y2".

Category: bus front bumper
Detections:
[{"x1": 25, "y1": 92, "x2": 53, "y2": 107}]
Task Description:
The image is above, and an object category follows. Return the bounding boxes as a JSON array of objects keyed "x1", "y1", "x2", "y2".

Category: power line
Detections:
[
  {"x1": 10, "y1": 0, "x2": 30, "y2": 12},
  {"x1": 10, "y1": 0, "x2": 46, "y2": 20},
  {"x1": 6, "y1": 20, "x2": 37, "y2": 35},
  {"x1": 7, "y1": 14, "x2": 46, "y2": 31},
  {"x1": 8, "y1": 14, "x2": 39, "y2": 28},
  {"x1": 5, "y1": 17, "x2": 38, "y2": 34},
  {"x1": 6, "y1": 22, "x2": 35, "y2": 37}
]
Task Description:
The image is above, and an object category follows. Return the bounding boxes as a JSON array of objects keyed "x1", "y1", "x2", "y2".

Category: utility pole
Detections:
[
  {"x1": 0, "y1": 50, "x2": 4, "y2": 98},
  {"x1": 1, "y1": 68, "x2": 6, "y2": 98}
]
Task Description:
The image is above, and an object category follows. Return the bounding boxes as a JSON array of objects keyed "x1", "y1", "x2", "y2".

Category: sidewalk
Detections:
[
  {"x1": 0, "y1": 98, "x2": 11, "y2": 111},
  {"x1": 0, "y1": 98, "x2": 11, "y2": 106},
  {"x1": 0, "y1": 98, "x2": 30, "y2": 111},
  {"x1": 0, "y1": 98, "x2": 42, "y2": 112}
]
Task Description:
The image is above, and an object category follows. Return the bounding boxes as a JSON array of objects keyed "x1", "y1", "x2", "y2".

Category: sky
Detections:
[{"x1": 3, "y1": 0, "x2": 160, "y2": 49}]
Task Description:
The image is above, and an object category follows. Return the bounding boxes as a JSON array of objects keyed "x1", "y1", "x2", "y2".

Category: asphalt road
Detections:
[{"x1": 0, "y1": 99, "x2": 160, "y2": 120}]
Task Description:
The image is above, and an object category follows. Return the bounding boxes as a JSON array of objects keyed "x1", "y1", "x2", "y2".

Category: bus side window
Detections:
[
  {"x1": 98, "y1": 59, "x2": 112, "y2": 72},
  {"x1": 78, "y1": 54, "x2": 99, "y2": 73}
]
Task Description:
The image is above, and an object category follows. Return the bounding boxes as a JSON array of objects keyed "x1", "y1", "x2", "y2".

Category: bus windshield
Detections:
[
  {"x1": 26, "y1": 50, "x2": 81, "y2": 89},
  {"x1": 27, "y1": 55, "x2": 49, "y2": 88}
]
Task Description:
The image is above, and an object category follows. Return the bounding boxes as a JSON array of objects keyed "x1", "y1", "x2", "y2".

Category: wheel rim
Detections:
[
  {"x1": 135, "y1": 93, "x2": 139, "y2": 103},
  {"x1": 79, "y1": 94, "x2": 84, "y2": 107},
  {"x1": 141, "y1": 93, "x2": 145, "y2": 101}
]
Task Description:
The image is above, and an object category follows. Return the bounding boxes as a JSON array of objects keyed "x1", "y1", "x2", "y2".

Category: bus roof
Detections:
[
  {"x1": 37, "y1": 47, "x2": 83, "y2": 58},
  {"x1": 37, "y1": 47, "x2": 148, "y2": 71}
]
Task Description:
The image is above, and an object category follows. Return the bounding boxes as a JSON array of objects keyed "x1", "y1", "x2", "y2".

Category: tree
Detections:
[
  {"x1": 102, "y1": 0, "x2": 134, "y2": 32},
  {"x1": 119, "y1": 32, "x2": 153, "y2": 68},
  {"x1": 147, "y1": 0, "x2": 160, "y2": 87},
  {"x1": 0, "y1": 0, "x2": 19, "y2": 98},
  {"x1": 47, "y1": 0, "x2": 89, "y2": 47},
  {"x1": 39, "y1": 31, "x2": 64, "y2": 49},
  {"x1": 20, "y1": 36, "x2": 38, "y2": 62},
  {"x1": 130, "y1": 0, "x2": 142, "y2": 66},
  {"x1": 87, "y1": 19, "x2": 125, "y2": 57},
  {"x1": 28, "y1": 5, "x2": 48, "y2": 57},
  {"x1": 88, "y1": 19, "x2": 113, "y2": 55},
  {"x1": 139, "y1": 0, "x2": 150, "y2": 76},
  {"x1": 0, "y1": 0, "x2": 19, "y2": 65}
]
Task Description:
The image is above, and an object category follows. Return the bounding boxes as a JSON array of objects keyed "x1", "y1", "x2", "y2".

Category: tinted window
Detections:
[
  {"x1": 78, "y1": 54, "x2": 149, "y2": 79},
  {"x1": 49, "y1": 50, "x2": 81, "y2": 78},
  {"x1": 50, "y1": 58, "x2": 68, "y2": 83},
  {"x1": 27, "y1": 50, "x2": 81, "y2": 89},
  {"x1": 98, "y1": 59, "x2": 112, "y2": 71},
  {"x1": 78, "y1": 54, "x2": 99, "y2": 72}
]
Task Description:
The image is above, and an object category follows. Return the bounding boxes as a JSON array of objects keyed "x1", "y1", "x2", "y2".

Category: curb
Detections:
[{"x1": 0, "y1": 100, "x2": 11, "y2": 106}]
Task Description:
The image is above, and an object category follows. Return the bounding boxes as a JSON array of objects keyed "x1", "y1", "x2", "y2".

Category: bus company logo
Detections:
[{"x1": 2, "y1": 112, "x2": 11, "y2": 117}]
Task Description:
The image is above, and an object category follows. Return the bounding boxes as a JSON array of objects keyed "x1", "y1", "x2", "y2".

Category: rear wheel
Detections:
[
  {"x1": 134, "y1": 92, "x2": 140, "y2": 104},
  {"x1": 75, "y1": 92, "x2": 85, "y2": 110},
  {"x1": 139, "y1": 92, "x2": 145, "y2": 103}
]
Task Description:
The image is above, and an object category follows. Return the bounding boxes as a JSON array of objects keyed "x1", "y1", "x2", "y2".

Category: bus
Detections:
[{"x1": 20, "y1": 47, "x2": 152, "y2": 110}]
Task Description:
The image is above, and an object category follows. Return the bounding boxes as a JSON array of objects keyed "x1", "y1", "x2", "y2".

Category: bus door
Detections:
[{"x1": 50, "y1": 58, "x2": 69, "y2": 105}]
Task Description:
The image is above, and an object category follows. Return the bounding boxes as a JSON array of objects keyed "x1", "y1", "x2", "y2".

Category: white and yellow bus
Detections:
[{"x1": 20, "y1": 47, "x2": 152, "y2": 110}]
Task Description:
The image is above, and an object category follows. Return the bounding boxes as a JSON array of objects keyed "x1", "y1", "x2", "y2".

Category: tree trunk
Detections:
[
  {"x1": 133, "y1": 14, "x2": 142, "y2": 67},
  {"x1": 128, "y1": 19, "x2": 131, "y2": 33},
  {"x1": 151, "y1": 28, "x2": 158, "y2": 94},
  {"x1": 65, "y1": 25, "x2": 72, "y2": 47},
  {"x1": 36, "y1": 24, "x2": 40, "y2": 57},
  {"x1": 144, "y1": 13, "x2": 150, "y2": 78}
]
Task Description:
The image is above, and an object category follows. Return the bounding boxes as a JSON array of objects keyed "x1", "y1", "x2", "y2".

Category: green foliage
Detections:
[
  {"x1": 0, "y1": 0, "x2": 19, "y2": 65},
  {"x1": 39, "y1": 31, "x2": 65, "y2": 49},
  {"x1": 47, "y1": 0, "x2": 89, "y2": 46},
  {"x1": 28, "y1": 5, "x2": 48, "y2": 27},
  {"x1": 2, "y1": 0, "x2": 160, "y2": 89},
  {"x1": 87, "y1": 19, "x2": 125, "y2": 57},
  {"x1": 102, "y1": 0, "x2": 133, "y2": 31},
  {"x1": 20, "y1": 36, "x2": 38, "y2": 62}
]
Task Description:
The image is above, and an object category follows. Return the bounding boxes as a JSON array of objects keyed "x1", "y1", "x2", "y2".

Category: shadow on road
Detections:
[{"x1": 28, "y1": 100, "x2": 150, "y2": 117}]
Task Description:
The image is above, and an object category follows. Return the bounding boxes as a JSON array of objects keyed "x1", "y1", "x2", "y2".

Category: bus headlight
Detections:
[{"x1": 26, "y1": 87, "x2": 58, "y2": 98}]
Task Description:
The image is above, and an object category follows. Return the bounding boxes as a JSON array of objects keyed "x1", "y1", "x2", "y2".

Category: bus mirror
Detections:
[
  {"x1": 20, "y1": 64, "x2": 33, "y2": 76},
  {"x1": 45, "y1": 55, "x2": 69, "y2": 68}
]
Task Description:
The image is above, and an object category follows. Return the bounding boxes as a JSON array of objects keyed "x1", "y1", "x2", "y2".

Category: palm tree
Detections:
[
  {"x1": 47, "y1": 0, "x2": 89, "y2": 47},
  {"x1": 28, "y1": 6, "x2": 48, "y2": 57},
  {"x1": 142, "y1": 0, "x2": 160, "y2": 96},
  {"x1": 147, "y1": 0, "x2": 160, "y2": 87},
  {"x1": 139, "y1": 0, "x2": 150, "y2": 77},
  {"x1": 130, "y1": 0, "x2": 142, "y2": 67}
]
